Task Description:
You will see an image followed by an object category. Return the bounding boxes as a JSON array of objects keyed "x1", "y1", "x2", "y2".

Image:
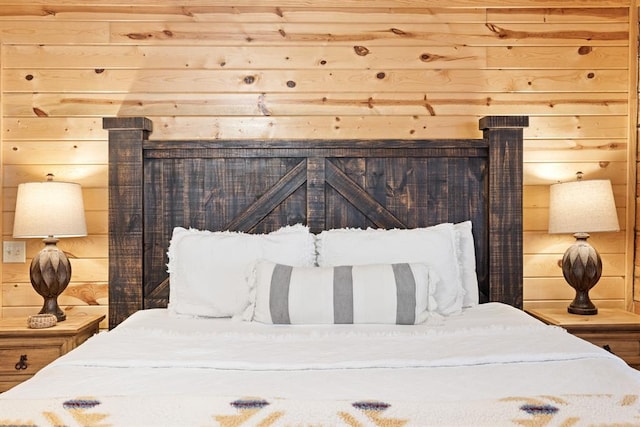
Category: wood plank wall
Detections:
[{"x1": 0, "y1": 1, "x2": 637, "y2": 326}]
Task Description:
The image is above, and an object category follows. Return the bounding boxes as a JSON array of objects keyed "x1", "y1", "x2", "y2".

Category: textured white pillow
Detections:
[
  {"x1": 316, "y1": 223, "x2": 464, "y2": 316},
  {"x1": 249, "y1": 261, "x2": 437, "y2": 325},
  {"x1": 455, "y1": 221, "x2": 479, "y2": 307},
  {"x1": 167, "y1": 224, "x2": 315, "y2": 318}
]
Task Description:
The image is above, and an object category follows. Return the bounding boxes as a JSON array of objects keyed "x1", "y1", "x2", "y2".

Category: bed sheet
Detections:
[{"x1": 2, "y1": 303, "x2": 640, "y2": 426}]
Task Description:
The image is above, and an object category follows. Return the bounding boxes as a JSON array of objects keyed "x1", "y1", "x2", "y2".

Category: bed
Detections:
[{"x1": 1, "y1": 115, "x2": 640, "y2": 426}]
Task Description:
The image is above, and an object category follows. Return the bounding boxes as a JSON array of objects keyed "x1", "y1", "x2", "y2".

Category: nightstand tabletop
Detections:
[
  {"x1": 527, "y1": 308, "x2": 640, "y2": 332},
  {"x1": 0, "y1": 314, "x2": 105, "y2": 337}
]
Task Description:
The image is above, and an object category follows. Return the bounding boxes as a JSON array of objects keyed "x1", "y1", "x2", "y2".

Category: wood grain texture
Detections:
[
  {"x1": 481, "y1": 116, "x2": 527, "y2": 307},
  {"x1": 4, "y1": 69, "x2": 628, "y2": 93},
  {"x1": 0, "y1": 5, "x2": 628, "y2": 23},
  {"x1": 104, "y1": 115, "x2": 527, "y2": 328},
  {"x1": 1, "y1": 93, "x2": 629, "y2": 118},
  {"x1": 107, "y1": 22, "x2": 627, "y2": 46},
  {"x1": 0, "y1": 3, "x2": 635, "y2": 317},
  {"x1": 105, "y1": 118, "x2": 151, "y2": 328},
  {"x1": 4, "y1": 45, "x2": 628, "y2": 70},
  {"x1": 0, "y1": 1, "x2": 631, "y2": 8}
]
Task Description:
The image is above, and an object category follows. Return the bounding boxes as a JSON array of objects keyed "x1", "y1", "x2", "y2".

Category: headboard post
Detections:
[
  {"x1": 479, "y1": 116, "x2": 529, "y2": 308},
  {"x1": 103, "y1": 117, "x2": 153, "y2": 329}
]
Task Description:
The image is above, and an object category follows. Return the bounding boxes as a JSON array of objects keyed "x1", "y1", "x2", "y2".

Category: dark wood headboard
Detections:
[{"x1": 104, "y1": 116, "x2": 528, "y2": 329}]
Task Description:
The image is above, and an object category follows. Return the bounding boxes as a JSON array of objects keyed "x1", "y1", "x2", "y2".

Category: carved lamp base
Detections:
[
  {"x1": 29, "y1": 238, "x2": 71, "y2": 322},
  {"x1": 561, "y1": 233, "x2": 602, "y2": 315}
]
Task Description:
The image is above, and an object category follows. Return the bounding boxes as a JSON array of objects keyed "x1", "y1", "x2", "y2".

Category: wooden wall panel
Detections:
[
  {"x1": 105, "y1": 22, "x2": 628, "y2": 46},
  {"x1": 4, "y1": 45, "x2": 629, "y2": 70},
  {"x1": 0, "y1": 0, "x2": 636, "y2": 321},
  {"x1": 2, "y1": 93, "x2": 628, "y2": 117},
  {"x1": 3, "y1": 69, "x2": 628, "y2": 93}
]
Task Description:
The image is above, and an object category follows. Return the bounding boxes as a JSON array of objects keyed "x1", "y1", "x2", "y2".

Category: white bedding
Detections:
[{"x1": 2, "y1": 303, "x2": 640, "y2": 426}]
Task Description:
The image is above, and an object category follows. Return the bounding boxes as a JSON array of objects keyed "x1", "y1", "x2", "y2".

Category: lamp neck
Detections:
[
  {"x1": 42, "y1": 236, "x2": 59, "y2": 245},
  {"x1": 573, "y1": 232, "x2": 591, "y2": 241}
]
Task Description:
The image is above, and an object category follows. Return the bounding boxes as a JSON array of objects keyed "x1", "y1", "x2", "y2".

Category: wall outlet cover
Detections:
[{"x1": 3, "y1": 241, "x2": 26, "y2": 263}]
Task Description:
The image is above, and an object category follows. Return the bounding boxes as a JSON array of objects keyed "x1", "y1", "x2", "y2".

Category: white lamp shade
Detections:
[
  {"x1": 548, "y1": 179, "x2": 619, "y2": 234},
  {"x1": 13, "y1": 181, "x2": 87, "y2": 238}
]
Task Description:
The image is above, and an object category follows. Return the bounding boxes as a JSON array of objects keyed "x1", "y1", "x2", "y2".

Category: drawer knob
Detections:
[{"x1": 14, "y1": 354, "x2": 28, "y2": 370}]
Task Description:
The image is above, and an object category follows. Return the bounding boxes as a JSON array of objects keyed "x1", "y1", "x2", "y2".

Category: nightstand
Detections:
[
  {"x1": 0, "y1": 314, "x2": 104, "y2": 392},
  {"x1": 526, "y1": 308, "x2": 640, "y2": 369}
]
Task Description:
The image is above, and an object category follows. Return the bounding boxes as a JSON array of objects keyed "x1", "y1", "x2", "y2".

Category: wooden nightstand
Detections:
[
  {"x1": 526, "y1": 308, "x2": 640, "y2": 369},
  {"x1": 0, "y1": 314, "x2": 104, "y2": 392}
]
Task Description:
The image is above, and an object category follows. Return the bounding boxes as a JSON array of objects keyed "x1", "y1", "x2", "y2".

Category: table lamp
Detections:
[
  {"x1": 548, "y1": 172, "x2": 619, "y2": 315},
  {"x1": 12, "y1": 174, "x2": 87, "y2": 321}
]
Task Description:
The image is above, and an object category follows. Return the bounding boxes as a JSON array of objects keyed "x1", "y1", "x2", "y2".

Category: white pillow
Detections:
[
  {"x1": 167, "y1": 224, "x2": 316, "y2": 318},
  {"x1": 249, "y1": 261, "x2": 437, "y2": 325},
  {"x1": 455, "y1": 221, "x2": 478, "y2": 307},
  {"x1": 316, "y1": 223, "x2": 464, "y2": 316}
]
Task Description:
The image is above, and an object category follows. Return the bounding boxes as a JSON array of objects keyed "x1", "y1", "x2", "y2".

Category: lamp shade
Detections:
[
  {"x1": 13, "y1": 180, "x2": 87, "y2": 238},
  {"x1": 548, "y1": 179, "x2": 619, "y2": 234}
]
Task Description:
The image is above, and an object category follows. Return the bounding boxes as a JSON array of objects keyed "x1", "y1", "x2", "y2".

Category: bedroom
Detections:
[{"x1": 0, "y1": 1, "x2": 639, "y2": 424}]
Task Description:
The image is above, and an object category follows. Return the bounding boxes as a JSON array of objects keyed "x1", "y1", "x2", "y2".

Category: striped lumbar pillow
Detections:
[{"x1": 248, "y1": 261, "x2": 438, "y2": 325}]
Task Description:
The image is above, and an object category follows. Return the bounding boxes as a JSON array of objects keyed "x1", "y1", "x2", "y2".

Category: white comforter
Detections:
[{"x1": 2, "y1": 303, "x2": 640, "y2": 426}]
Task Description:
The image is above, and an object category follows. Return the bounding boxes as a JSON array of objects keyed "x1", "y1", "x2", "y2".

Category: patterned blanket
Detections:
[{"x1": 1, "y1": 393, "x2": 638, "y2": 426}]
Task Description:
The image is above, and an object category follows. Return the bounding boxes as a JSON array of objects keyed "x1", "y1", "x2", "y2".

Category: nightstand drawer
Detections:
[
  {"x1": 579, "y1": 337, "x2": 640, "y2": 355},
  {"x1": 574, "y1": 334, "x2": 640, "y2": 366},
  {"x1": 0, "y1": 345, "x2": 61, "y2": 376}
]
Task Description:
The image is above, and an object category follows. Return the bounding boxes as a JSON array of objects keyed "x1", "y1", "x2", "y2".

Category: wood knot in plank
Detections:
[
  {"x1": 286, "y1": 80, "x2": 296, "y2": 88},
  {"x1": 390, "y1": 28, "x2": 407, "y2": 36},
  {"x1": 244, "y1": 75, "x2": 255, "y2": 84},
  {"x1": 424, "y1": 103, "x2": 435, "y2": 116},
  {"x1": 353, "y1": 46, "x2": 370, "y2": 56},
  {"x1": 578, "y1": 46, "x2": 592, "y2": 55},
  {"x1": 64, "y1": 283, "x2": 107, "y2": 306},
  {"x1": 126, "y1": 33, "x2": 153, "y2": 40},
  {"x1": 376, "y1": 72, "x2": 386, "y2": 79},
  {"x1": 278, "y1": 29, "x2": 286, "y2": 37},
  {"x1": 163, "y1": 30, "x2": 174, "y2": 37},
  {"x1": 33, "y1": 107, "x2": 48, "y2": 117},
  {"x1": 485, "y1": 23, "x2": 508, "y2": 38},
  {"x1": 25, "y1": 74, "x2": 34, "y2": 81},
  {"x1": 95, "y1": 69, "x2": 104, "y2": 74},
  {"x1": 275, "y1": 7, "x2": 284, "y2": 17}
]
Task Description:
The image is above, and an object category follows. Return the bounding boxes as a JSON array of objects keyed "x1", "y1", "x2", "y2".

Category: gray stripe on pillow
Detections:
[
  {"x1": 269, "y1": 264, "x2": 293, "y2": 324},
  {"x1": 393, "y1": 263, "x2": 416, "y2": 325},
  {"x1": 333, "y1": 265, "x2": 354, "y2": 324}
]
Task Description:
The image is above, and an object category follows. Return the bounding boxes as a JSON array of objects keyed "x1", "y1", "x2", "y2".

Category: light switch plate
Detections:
[{"x1": 3, "y1": 241, "x2": 26, "y2": 263}]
